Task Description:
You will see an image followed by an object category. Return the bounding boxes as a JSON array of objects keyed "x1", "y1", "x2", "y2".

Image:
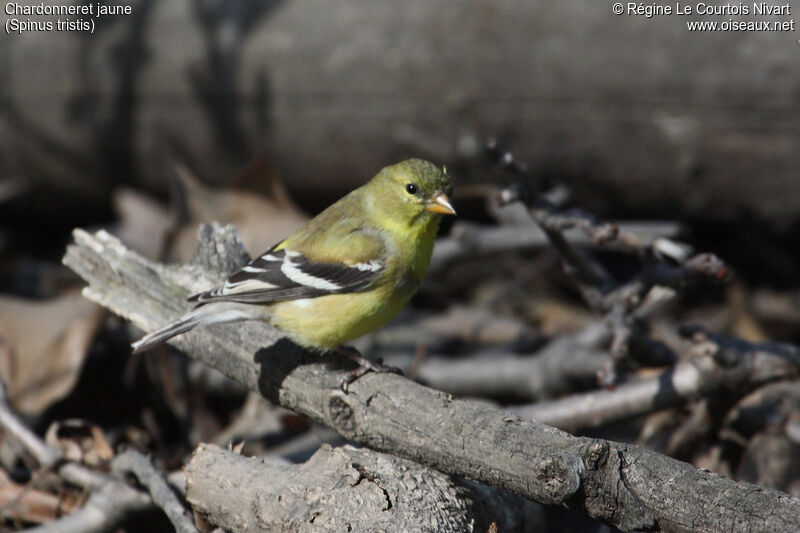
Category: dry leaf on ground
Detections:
[
  {"x1": 167, "y1": 161, "x2": 309, "y2": 261},
  {"x1": 0, "y1": 290, "x2": 103, "y2": 415}
]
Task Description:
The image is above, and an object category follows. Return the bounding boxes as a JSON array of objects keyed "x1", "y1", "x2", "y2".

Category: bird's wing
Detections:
[{"x1": 188, "y1": 227, "x2": 386, "y2": 306}]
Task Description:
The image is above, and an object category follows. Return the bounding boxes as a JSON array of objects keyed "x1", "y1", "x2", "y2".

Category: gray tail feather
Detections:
[{"x1": 131, "y1": 305, "x2": 254, "y2": 353}]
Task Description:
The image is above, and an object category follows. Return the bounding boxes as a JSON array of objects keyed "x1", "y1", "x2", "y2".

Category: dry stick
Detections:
[
  {"x1": 528, "y1": 200, "x2": 616, "y2": 310},
  {"x1": 511, "y1": 338, "x2": 800, "y2": 432},
  {"x1": 404, "y1": 332, "x2": 611, "y2": 400},
  {"x1": 0, "y1": 382, "x2": 153, "y2": 533},
  {"x1": 112, "y1": 450, "x2": 198, "y2": 533},
  {"x1": 0, "y1": 382, "x2": 58, "y2": 469},
  {"x1": 0, "y1": 381, "x2": 106, "y2": 490},
  {"x1": 430, "y1": 220, "x2": 680, "y2": 272},
  {"x1": 512, "y1": 325, "x2": 800, "y2": 431},
  {"x1": 489, "y1": 139, "x2": 725, "y2": 314},
  {"x1": 497, "y1": 183, "x2": 631, "y2": 384},
  {"x1": 498, "y1": 183, "x2": 725, "y2": 314},
  {"x1": 512, "y1": 361, "x2": 706, "y2": 432},
  {"x1": 0, "y1": 481, "x2": 78, "y2": 524},
  {"x1": 496, "y1": 169, "x2": 726, "y2": 388},
  {"x1": 63, "y1": 226, "x2": 800, "y2": 533},
  {"x1": 25, "y1": 483, "x2": 151, "y2": 533}
]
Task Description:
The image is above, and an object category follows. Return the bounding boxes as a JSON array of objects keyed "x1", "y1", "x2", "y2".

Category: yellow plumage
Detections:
[{"x1": 132, "y1": 159, "x2": 455, "y2": 354}]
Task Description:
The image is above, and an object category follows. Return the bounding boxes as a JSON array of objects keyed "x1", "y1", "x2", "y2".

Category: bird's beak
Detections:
[{"x1": 426, "y1": 192, "x2": 457, "y2": 215}]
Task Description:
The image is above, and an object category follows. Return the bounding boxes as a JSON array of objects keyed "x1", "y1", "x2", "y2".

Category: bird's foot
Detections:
[{"x1": 336, "y1": 346, "x2": 402, "y2": 392}]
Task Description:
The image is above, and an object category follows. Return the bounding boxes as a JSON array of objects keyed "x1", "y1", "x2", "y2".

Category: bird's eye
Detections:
[{"x1": 405, "y1": 183, "x2": 418, "y2": 195}]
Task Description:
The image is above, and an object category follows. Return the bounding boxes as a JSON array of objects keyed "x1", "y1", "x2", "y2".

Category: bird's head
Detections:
[{"x1": 370, "y1": 159, "x2": 456, "y2": 227}]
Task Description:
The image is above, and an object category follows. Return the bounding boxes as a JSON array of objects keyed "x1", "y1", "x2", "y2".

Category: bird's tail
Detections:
[{"x1": 131, "y1": 304, "x2": 257, "y2": 353}]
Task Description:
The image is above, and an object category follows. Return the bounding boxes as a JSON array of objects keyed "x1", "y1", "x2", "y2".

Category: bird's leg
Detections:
[{"x1": 336, "y1": 346, "x2": 402, "y2": 392}]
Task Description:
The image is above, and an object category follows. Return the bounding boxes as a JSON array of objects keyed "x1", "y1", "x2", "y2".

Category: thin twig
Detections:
[
  {"x1": 0, "y1": 379, "x2": 169, "y2": 531},
  {"x1": 512, "y1": 329, "x2": 800, "y2": 432},
  {"x1": 0, "y1": 380, "x2": 105, "y2": 490},
  {"x1": 23, "y1": 482, "x2": 151, "y2": 533},
  {"x1": 112, "y1": 450, "x2": 197, "y2": 533},
  {"x1": 0, "y1": 382, "x2": 59, "y2": 469},
  {"x1": 488, "y1": 140, "x2": 729, "y2": 386},
  {"x1": 395, "y1": 336, "x2": 610, "y2": 401},
  {"x1": 430, "y1": 220, "x2": 679, "y2": 273}
]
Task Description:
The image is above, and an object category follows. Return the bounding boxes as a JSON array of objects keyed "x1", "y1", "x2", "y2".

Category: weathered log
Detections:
[
  {"x1": 4, "y1": 0, "x2": 800, "y2": 229},
  {"x1": 185, "y1": 443, "x2": 530, "y2": 532},
  {"x1": 63, "y1": 225, "x2": 800, "y2": 532}
]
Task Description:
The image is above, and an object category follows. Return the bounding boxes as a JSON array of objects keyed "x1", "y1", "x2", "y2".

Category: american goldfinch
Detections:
[{"x1": 132, "y1": 159, "x2": 455, "y2": 370}]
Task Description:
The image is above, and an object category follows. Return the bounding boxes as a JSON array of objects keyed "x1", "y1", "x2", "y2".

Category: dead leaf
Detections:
[
  {"x1": 0, "y1": 467, "x2": 77, "y2": 524},
  {"x1": 113, "y1": 187, "x2": 173, "y2": 259},
  {"x1": 0, "y1": 290, "x2": 103, "y2": 415},
  {"x1": 167, "y1": 161, "x2": 309, "y2": 261},
  {"x1": 45, "y1": 419, "x2": 114, "y2": 467}
]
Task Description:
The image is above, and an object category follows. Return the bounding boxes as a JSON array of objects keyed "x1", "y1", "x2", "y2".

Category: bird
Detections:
[{"x1": 131, "y1": 159, "x2": 455, "y2": 383}]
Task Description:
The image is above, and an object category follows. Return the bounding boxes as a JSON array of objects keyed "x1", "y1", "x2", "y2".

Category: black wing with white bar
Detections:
[{"x1": 188, "y1": 248, "x2": 384, "y2": 306}]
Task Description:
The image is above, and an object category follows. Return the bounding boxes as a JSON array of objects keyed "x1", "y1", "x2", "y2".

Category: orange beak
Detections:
[{"x1": 426, "y1": 192, "x2": 457, "y2": 215}]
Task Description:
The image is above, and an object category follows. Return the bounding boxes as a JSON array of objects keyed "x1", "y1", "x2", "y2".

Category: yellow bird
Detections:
[{"x1": 132, "y1": 159, "x2": 455, "y2": 379}]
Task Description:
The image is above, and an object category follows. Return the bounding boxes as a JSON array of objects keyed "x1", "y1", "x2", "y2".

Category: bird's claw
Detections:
[{"x1": 336, "y1": 349, "x2": 403, "y2": 392}]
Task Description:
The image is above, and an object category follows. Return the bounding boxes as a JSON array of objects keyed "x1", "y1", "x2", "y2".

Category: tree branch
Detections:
[
  {"x1": 512, "y1": 352, "x2": 796, "y2": 432},
  {"x1": 112, "y1": 450, "x2": 197, "y2": 533},
  {"x1": 402, "y1": 333, "x2": 610, "y2": 401},
  {"x1": 0, "y1": 379, "x2": 170, "y2": 532},
  {"x1": 185, "y1": 443, "x2": 529, "y2": 532},
  {"x1": 63, "y1": 226, "x2": 800, "y2": 533},
  {"x1": 24, "y1": 482, "x2": 151, "y2": 533},
  {"x1": 430, "y1": 220, "x2": 680, "y2": 272}
]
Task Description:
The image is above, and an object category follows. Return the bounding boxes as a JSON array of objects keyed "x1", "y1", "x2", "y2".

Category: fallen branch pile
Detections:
[{"x1": 60, "y1": 224, "x2": 800, "y2": 532}]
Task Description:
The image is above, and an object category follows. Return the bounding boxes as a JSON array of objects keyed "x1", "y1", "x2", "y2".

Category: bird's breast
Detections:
[{"x1": 269, "y1": 286, "x2": 412, "y2": 350}]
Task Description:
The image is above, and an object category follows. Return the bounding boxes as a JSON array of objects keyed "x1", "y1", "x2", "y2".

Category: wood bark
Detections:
[
  {"x1": 63, "y1": 225, "x2": 800, "y2": 532},
  {"x1": 185, "y1": 443, "x2": 530, "y2": 532},
  {"x1": 4, "y1": 1, "x2": 800, "y2": 228},
  {"x1": 405, "y1": 335, "x2": 610, "y2": 401},
  {"x1": 513, "y1": 338, "x2": 800, "y2": 432}
]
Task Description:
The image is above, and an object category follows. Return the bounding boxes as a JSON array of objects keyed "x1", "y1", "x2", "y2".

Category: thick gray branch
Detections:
[
  {"x1": 63, "y1": 226, "x2": 800, "y2": 533},
  {"x1": 513, "y1": 343, "x2": 800, "y2": 432},
  {"x1": 185, "y1": 443, "x2": 528, "y2": 532},
  {"x1": 405, "y1": 334, "x2": 610, "y2": 401}
]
